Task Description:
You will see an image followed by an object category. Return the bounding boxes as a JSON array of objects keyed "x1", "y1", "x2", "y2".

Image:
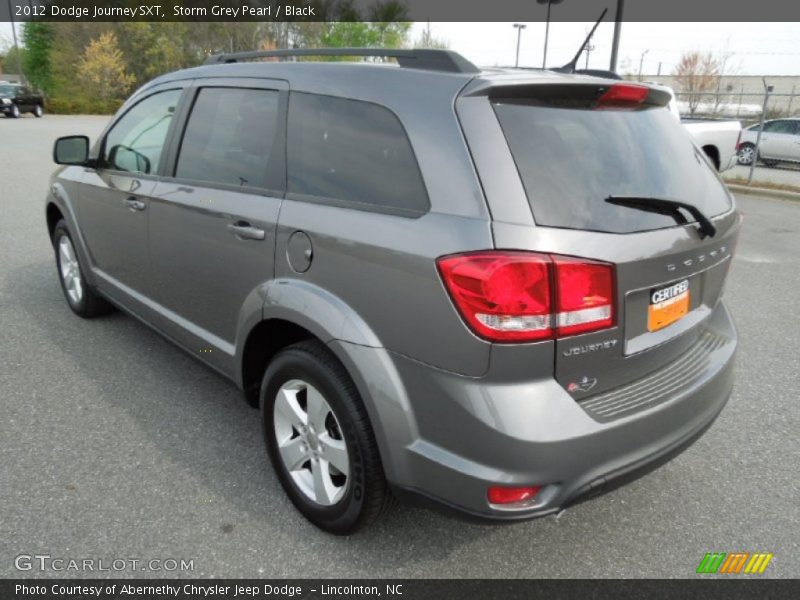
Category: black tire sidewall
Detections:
[
  {"x1": 34, "y1": 105, "x2": 43, "y2": 117},
  {"x1": 11, "y1": 105, "x2": 19, "y2": 118},
  {"x1": 260, "y1": 346, "x2": 370, "y2": 534}
]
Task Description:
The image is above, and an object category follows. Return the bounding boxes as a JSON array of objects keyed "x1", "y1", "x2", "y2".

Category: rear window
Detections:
[
  {"x1": 287, "y1": 92, "x2": 429, "y2": 216},
  {"x1": 493, "y1": 99, "x2": 732, "y2": 234}
]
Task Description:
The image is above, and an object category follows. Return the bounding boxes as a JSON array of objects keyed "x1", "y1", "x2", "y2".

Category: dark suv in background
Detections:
[
  {"x1": 1, "y1": 83, "x2": 44, "y2": 118},
  {"x1": 47, "y1": 49, "x2": 740, "y2": 534}
]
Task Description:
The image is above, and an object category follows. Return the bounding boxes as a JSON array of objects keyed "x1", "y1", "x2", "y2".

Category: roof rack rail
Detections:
[{"x1": 203, "y1": 48, "x2": 480, "y2": 74}]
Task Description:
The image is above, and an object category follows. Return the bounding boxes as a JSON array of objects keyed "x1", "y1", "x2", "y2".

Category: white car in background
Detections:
[
  {"x1": 737, "y1": 118, "x2": 800, "y2": 167},
  {"x1": 655, "y1": 85, "x2": 742, "y2": 172}
]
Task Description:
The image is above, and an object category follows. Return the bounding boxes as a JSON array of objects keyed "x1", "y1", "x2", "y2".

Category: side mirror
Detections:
[{"x1": 53, "y1": 135, "x2": 89, "y2": 165}]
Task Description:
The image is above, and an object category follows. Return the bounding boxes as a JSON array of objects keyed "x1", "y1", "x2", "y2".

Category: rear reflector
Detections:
[
  {"x1": 437, "y1": 251, "x2": 615, "y2": 343},
  {"x1": 597, "y1": 83, "x2": 649, "y2": 107},
  {"x1": 488, "y1": 485, "x2": 540, "y2": 505}
]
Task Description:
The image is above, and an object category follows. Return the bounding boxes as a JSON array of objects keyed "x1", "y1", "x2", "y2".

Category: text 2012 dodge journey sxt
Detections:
[{"x1": 47, "y1": 49, "x2": 739, "y2": 534}]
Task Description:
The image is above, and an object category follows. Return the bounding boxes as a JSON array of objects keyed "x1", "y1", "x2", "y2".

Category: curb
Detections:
[{"x1": 724, "y1": 183, "x2": 800, "y2": 202}]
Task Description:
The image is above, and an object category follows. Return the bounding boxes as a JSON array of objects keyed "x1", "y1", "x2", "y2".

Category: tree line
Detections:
[{"x1": 0, "y1": 2, "x2": 448, "y2": 114}]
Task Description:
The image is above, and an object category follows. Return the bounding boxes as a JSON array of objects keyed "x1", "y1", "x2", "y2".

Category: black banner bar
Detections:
[
  {"x1": 2, "y1": 579, "x2": 800, "y2": 600},
  {"x1": 2, "y1": 0, "x2": 800, "y2": 23}
]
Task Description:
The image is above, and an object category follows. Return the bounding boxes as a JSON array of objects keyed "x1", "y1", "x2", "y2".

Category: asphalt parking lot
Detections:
[{"x1": 1, "y1": 115, "x2": 799, "y2": 579}]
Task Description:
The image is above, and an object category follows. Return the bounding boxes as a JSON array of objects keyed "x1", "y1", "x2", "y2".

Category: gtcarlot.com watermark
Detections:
[{"x1": 14, "y1": 554, "x2": 195, "y2": 573}]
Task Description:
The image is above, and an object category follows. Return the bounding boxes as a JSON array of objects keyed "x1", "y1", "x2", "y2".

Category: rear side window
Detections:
[
  {"x1": 287, "y1": 92, "x2": 429, "y2": 216},
  {"x1": 175, "y1": 87, "x2": 280, "y2": 189},
  {"x1": 493, "y1": 99, "x2": 733, "y2": 234}
]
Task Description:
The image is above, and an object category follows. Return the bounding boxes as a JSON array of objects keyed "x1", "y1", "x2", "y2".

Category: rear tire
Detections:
[
  {"x1": 737, "y1": 143, "x2": 755, "y2": 165},
  {"x1": 261, "y1": 340, "x2": 392, "y2": 534},
  {"x1": 34, "y1": 104, "x2": 43, "y2": 118},
  {"x1": 52, "y1": 220, "x2": 114, "y2": 318}
]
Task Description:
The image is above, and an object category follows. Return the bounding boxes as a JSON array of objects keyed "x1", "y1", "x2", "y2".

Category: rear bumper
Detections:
[{"x1": 336, "y1": 301, "x2": 737, "y2": 521}]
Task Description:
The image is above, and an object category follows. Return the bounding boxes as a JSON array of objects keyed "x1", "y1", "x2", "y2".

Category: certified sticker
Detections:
[{"x1": 648, "y1": 279, "x2": 690, "y2": 332}]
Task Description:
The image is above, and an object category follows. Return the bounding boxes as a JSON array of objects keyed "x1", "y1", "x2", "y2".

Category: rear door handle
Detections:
[
  {"x1": 227, "y1": 221, "x2": 266, "y2": 241},
  {"x1": 125, "y1": 196, "x2": 146, "y2": 211}
]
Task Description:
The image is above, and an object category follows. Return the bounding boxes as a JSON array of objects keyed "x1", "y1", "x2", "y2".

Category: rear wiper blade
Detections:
[{"x1": 605, "y1": 196, "x2": 717, "y2": 239}]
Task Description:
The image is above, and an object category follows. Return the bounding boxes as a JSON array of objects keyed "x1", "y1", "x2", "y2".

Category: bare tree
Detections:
[{"x1": 674, "y1": 51, "x2": 720, "y2": 116}]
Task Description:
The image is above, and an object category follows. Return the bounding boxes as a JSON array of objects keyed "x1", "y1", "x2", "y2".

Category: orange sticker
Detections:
[{"x1": 648, "y1": 289, "x2": 690, "y2": 332}]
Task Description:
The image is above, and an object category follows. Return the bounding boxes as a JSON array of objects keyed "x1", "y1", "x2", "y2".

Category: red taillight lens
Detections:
[
  {"x1": 597, "y1": 83, "x2": 649, "y2": 108},
  {"x1": 437, "y1": 252, "x2": 552, "y2": 342},
  {"x1": 554, "y1": 257, "x2": 615, "y2": 336},
  {"x1": 487, "y1": 485, "x2": 540, "y2": 505},
  {"x1": 437, "y1": 251, "x2": 615, "y2": 342}
]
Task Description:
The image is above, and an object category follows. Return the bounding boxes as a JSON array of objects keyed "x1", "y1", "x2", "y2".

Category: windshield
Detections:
[
  {"x1": 0, "y1": 84, "x2": 17, "y2": 96},
  {"x1": 493, "y1": 99, "x2": 732, "y2": 234}
]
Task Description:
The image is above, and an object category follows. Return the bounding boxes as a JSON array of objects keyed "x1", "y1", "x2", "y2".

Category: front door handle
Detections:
[
  {"x1": 227, "y1": 221, "x2": 266, "y2": 241},
  {"x1": 125, "y1": 196, "x2": 146, "y2": 211}
]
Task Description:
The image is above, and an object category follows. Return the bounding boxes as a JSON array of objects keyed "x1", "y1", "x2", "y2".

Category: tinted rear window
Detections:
[
  {"x1": 493, "y1": 100, "x2": 732, "y2": 233},
  {"x1": 287, "y1": 92, "x2": 429, "y2": 216}
]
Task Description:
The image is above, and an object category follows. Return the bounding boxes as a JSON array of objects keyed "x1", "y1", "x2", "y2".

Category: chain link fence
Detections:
[{"x1": 672, "y1": 91, "x2": 799, "y2": 123}]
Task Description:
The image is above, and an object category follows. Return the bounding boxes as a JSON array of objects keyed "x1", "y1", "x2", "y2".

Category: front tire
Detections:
[
  {"x1": 7, "y1": 104, "x2": 20, "y2": 118},
  {"x1": 261, "y1": 340, "x2": 392, "y2": 534},
  {"x1": 52, "y1": 220, "x2": 114, "y2": 318}
]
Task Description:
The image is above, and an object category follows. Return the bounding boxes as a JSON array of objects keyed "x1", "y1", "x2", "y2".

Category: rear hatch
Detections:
[{"x1": 458, "y1": 76, "x2": 740, "y2": 399}]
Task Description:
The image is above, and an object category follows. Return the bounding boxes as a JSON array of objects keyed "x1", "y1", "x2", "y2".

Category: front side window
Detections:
[
  {"x1": 102, "y1": 89, "x2": 181, "y2": 174},
  {"x1": 175, "y1": 87, "x2": 280, "y2": 189},
  {"x1": 287, "y1": 92, "x2": 429, "y2": 215}
]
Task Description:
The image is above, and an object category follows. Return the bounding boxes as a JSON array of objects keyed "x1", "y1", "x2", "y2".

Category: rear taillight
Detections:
[
  {"x1": 437, "y1": 251, "x2": 615, "y2": 343},
  {"x1": 735, "y1": 130, "x2": 742, "y2": 151},
  {"x1": 554, "y1": 257, "x2": 614, "y2": 336},
  {"x1": 596, "y1": 83, "x2": 649, "y2": 108}
]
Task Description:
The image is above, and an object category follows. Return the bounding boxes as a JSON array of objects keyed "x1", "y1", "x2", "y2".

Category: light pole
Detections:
[
  {"x1": 536, "y1": 0, "x2": 564, "y2": 69},
  {"x1": 609, "y1": 0, "x2": 625, "y2": 72},
  {"x1": 638, "y1": 49, "x2": 649, "y2": 81},
  {"x1": 513, "y1": 23, "x2": 527, "y2": 68}
]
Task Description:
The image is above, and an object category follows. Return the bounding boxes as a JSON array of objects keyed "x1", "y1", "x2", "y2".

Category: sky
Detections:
[
  {"x1": 1, "y1": 21, "x2": 799, "y2": 76},
  {"x1": 410, "y1": 22, "x2": 800, "y2": 76}
]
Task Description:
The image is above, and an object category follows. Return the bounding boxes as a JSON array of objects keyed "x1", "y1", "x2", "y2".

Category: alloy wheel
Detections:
[
  {"x1": 273, "y1": 379, "x2": 350, "y2": 506},
  {"x1": 58, "y1": 236, "x2": 83, "y2": 304}
]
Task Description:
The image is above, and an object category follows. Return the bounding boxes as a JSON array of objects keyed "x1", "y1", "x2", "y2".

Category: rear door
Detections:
[
  {"x1": 759, "y1": 119, "x2": 796, "y2": 160},
  {"x1": 458, "y1": 80, "x2": 741, "y2": 398},
  {"x1": 148, "y1": 78, "x2": 286, "y2": 366}
]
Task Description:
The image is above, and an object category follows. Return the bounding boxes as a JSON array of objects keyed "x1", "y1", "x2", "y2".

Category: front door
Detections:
[
  {"x1": 77, "y1": 86, "x2": 185, "y2": 298},
  {"x1": 148, "y1": 79, "x2": 287, "y2": 363}
]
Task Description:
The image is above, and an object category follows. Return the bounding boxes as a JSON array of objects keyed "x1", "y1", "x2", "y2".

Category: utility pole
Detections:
[
  {"x1": 513, "y1": 23, "x2": 527, "y2": 68},
  {"x1": 609, "y1": 0, "x2": 625, "y2": 72},
  {"x1": 657, "y1": 61, "x2": 662, "y2": 76},
  {"x1": 638, "y1": 49, "x2": 649, "y2": 82},
  {"x1": 748, "y1": 79, "x2": 773, "y2": 184},
  {"x1": 537, "y1": 0, "x2": 564, "y2": 69},
  {"x1": 583, "y1": 27, "x2": 595, "y2": 69},
  {"x1": 7, "y1": 0, "x2": 24, "y2": 82}
]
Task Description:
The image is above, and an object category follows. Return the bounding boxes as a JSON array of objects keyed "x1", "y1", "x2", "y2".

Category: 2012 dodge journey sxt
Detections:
[{"x1": 46, "y1": 48, "x2": 739, "y2": 534}]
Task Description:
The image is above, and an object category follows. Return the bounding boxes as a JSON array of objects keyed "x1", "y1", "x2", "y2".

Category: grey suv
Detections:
[{"x1": 47, "y1": 49, "x2": 740, "y2": 534}]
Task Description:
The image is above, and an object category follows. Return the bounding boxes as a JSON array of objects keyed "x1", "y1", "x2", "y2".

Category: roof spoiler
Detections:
[{"x1": 203, "y1": 48, "x2": 480, "y2": 75}]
